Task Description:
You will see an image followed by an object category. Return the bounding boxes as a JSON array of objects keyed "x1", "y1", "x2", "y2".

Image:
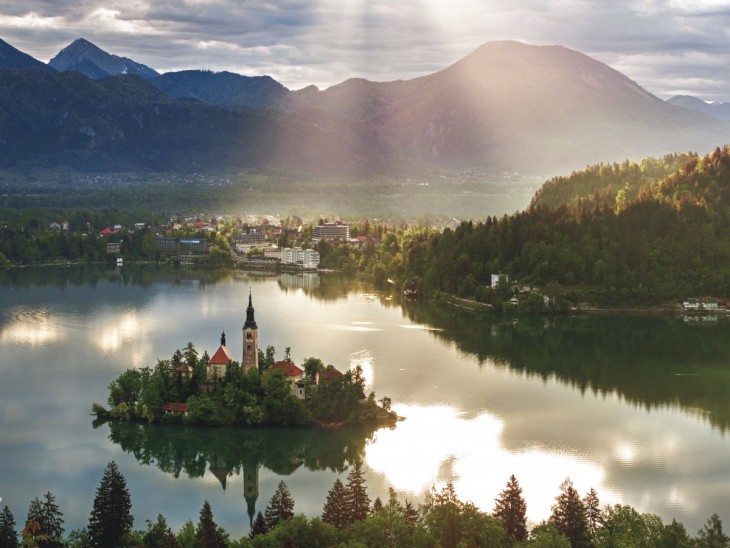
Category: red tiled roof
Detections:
[
  {"x1": 162, "y1": 402, "x2": 188, "y2": 412},
  {"x1": 100, "y1": 227, "x2": 115, "y2": 235},
  {"x1": 210, "y1": 345, "x2": 235, "y2": 365},
  {"x1": 269, "y1": 360, "x2": 303, "y2": 377},
  {"x1": 318, "y1": 369, "x2": 343, "y2": 385}
]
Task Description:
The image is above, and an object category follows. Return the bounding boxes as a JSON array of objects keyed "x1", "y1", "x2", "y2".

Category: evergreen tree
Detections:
[
  {"x1": 549, "y1": 478, "x2": 590, "y2": 548},
  {"x1": 583, "y1": 488, "x2": 601, "y2": 541},
  {"x1": 87, "y1": 461, "x2": 134, "y2": 548},
  {"x1": 143, "y1": 514, "x2": 179, "y2": 548},
  {"x1": 25, "y1": 492, "x2": 64, "y2": 548},
  {"x1": 369, "y1": 496, "x2": 383, "y2": 515},
  {"x1": 249, "y1": 512, "x2": 267, "y2": 538},
  {"x1": 264, "y1": 481, "x2": 295, "y2": 530},
  {"x1": 321, "y1": 478, "x2": 348, "y2": 529},
  {"x1": 194, "y1": 501, "x2": 228, "y2": 548},
  {"x1": 493, "y1": 474, "x2": 528, "y2": 541},
  {"x1": 344, "y1": 462, "x2": 371, "y2": 525},
  {"x1": 403, "y1": 500, "x2": 420, "y2": 529},
  {"x1": 696, "y1": 513, "x2": 729, "y2": 548},
  {"x1": 0, "y1": 506, "x2": 18, "y2": 548}
]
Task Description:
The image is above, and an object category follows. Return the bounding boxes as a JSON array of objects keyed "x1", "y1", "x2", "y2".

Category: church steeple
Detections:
[
  {"x1": 220, "y1": 330, "x2": 226, "y2": 347},
  {"x1": 242, "y1": 290, "x2": 259, "y2": 373},
  {"x1": 244, "y1": 290, "x2": 257, "y2": 329}
]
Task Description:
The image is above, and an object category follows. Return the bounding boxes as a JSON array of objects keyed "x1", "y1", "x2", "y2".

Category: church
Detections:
[{"x1": 207, "y1": 290, "x2": 259, "y2": 381}]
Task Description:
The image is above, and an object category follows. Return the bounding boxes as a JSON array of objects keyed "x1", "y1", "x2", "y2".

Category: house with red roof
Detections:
[
  {"x1": 267, "y1": 359, "x2": 306, "y2": 399},
  {"x1": 162, "y1": 402, "x2": 189, "y2": 416},
  {"x1": 208, "y1": 331, "x2": 235, "y2": 381}
]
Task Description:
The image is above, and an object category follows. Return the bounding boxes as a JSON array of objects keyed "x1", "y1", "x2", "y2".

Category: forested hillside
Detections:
[{"x1": 386, "y1": 146, "x2": 730, "y2": 306}]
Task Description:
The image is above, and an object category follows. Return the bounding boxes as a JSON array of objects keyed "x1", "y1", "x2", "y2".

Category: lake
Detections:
[{"x1": 1, "y1": 265, "x2": 729, "y2": 539}]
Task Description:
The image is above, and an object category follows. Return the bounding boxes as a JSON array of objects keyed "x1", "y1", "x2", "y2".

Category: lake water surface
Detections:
[{"x1": 1, "y1": 266, "x2": 729, "y2": 539}]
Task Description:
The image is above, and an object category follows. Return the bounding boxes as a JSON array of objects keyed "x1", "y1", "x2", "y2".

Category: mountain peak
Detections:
[
  {"x1": 0, "y1": 37, "x2": 53, "y2": 71},
  {"x1": 49, "y1": 38, "x2": 159, "y2": 80}
]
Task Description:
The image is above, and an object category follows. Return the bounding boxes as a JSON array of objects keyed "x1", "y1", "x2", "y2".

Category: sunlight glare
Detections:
[{"x1": 0, "y1": 310, "x2": 61, "y2": 346}]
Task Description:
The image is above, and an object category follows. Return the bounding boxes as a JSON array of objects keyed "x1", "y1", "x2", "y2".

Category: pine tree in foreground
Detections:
[
  {"x1": 0, "y1": 506, "x2": 18, "y2": 548},
  {"x1": 583, "y1": 487, "x2": 601, "y2": 540},
  {"x1": 87, "y1": 461, "x2": 133, "y2": 548},
  {"x1": 344, "y1": 462, "x2": 370, "y2": 525},
  {"x1": 549, "y1": 478, "x2": 590, "y2": 548},
  {"x1": 322, "y1": 478, "x2": 348, "y2": 529},
  {"x1": 264, "y1": 481, "x2": 295, "y2": 530},
  {"x1": 25, "y1": 491, "x2": 64, "y2": 548},
  {"x1": 195, "y1": 501, "x2": 228, "y2": 548},
  {"x1": 493, "y1": 474, "x2": 528, "y2": 542},
  {"x1": 249, "y1": 512, "x2": 267, "y2": 538}
]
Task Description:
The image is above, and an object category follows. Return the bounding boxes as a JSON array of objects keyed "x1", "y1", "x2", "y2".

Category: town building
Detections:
[
  {"x1": 267, "y1": 360, "x2": 306, "y2": 399},
  {"x1": 312, "y1": 221, "x2": 349, "y2": 242},
  {"x1": 280, "y1": 247, "x2": 320, "y2": 269}
]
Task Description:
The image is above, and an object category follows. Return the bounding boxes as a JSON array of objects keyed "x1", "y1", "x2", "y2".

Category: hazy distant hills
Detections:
[
  {"x1": 151, "y1": 70, "x2": 288, "y2": 108},
  {"x1": 0, "y1": 37, "x2": 728, "y2": 175},
  {"x1": 667, "y1": 95, "x2": 730, "y2": 121},
  {"x1": 49, "y1": 38, "x2": 159, "y2": 80}
]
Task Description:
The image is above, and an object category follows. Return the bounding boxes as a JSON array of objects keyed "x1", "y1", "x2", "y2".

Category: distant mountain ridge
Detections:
[
  {"x1": 667, "y1": 95, "x2": 730, "y2": 121},
  {"x1": 0, "y1": 37, "x2": 728, "y2": 175},
  {"x1": 151, "y1": 70, "x2": 288, "y2": 108},
  {"x1": 0, "y1": 37, "x2": 52, "y2": 71},
  {"x1": 49, "y1": 38, "x2": 159, "y2": 79}
]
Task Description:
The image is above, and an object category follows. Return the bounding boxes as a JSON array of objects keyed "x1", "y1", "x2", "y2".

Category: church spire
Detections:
[
  {"x1": 244, "y1": 290, "x2": 257, "y2": 329},
  {"x1": 220, "y1": 330, "x2": 226, "y2": 347}
]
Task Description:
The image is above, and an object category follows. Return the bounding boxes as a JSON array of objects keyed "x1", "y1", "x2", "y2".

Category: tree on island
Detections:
[
  {"x1": 0, "y1": 506, "x2": 18, "y2": 548},
  {"x1": 583, "y1": 487, "x2": 601, "y2": 541},
  {"x1": 264, "y1": 481, "x2": 295, "y2": 530},
  {"x1": 87, "y1": 461, "x2": 133, "y2": 548},
  {"x1": 493, "y1": 474, "x2": 527, "y2": 542}
]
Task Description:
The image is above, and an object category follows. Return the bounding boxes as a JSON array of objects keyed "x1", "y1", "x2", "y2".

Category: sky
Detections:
[{"x1": 1, "y1": 0, "x2": 730, "y2": 102}]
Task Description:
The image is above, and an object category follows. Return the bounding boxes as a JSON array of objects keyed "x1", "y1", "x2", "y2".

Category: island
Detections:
[{"x1": 92, "y1": 292, "x2": 398, "y2": 428}]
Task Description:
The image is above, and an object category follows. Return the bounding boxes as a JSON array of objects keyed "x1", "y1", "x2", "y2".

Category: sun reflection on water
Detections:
[
  {"x1": 0, "y1": 309, "x2": 61, "y2": 346},
  {"x1": 367, "y1": 403, "x2": 613, "y2": 524}
]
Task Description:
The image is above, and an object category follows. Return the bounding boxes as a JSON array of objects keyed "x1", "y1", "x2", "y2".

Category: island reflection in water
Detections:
[
  {"x1": 101, "y1": 420, "x2": 375, "y2": 526},
  {"x1": 1, "y1": 266, "x2": 730, "y2": 536}
]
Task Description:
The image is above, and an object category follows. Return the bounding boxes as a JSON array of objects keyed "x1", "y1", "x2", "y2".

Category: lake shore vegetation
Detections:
[{"x1": 2, "y1": 462, "x2": 726, "y2": 547}]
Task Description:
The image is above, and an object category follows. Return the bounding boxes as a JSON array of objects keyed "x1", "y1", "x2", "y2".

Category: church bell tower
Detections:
[{"x1": 242, "y1": 290, "x2": 259, "y2": 373}]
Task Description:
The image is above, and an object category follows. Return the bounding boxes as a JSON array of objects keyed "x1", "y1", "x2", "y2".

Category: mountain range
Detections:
[{"x1": 0, "y1": 37, "x2": 728, "y2": 175}]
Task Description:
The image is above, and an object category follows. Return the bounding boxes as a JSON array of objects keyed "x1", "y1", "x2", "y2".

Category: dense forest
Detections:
[
  {"x1": 2, "y1": 460, "x2": 728, "y2": 547},
  {"x1": 378, "y1": 146, "x2": 730, "y2": 306}
]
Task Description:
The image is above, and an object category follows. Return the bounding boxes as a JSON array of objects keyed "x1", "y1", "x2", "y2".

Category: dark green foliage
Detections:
[
  {"x1": 596, "y1": 505, "x2": 664, "y2": 547},
  {"x1": 549, "y1": 478, "x2": 590, "y2": 548},
  {"x1": 142, "y1": 514, "x2": 180, "y2": 548},
  {"x1": 344, "y1": 462, "x2": 371, "y2": 526},
  {"x1": 194, "y1": 501, "x2": 228, "y2": 548},
  {"x1": 25, "y1": 492, "x2": 64, "y2": 548},
  {"x1": 376, "y1": 146, "x2": 730, "y2": 307},
  {"x1": 423, "y1": 482, "x2": 510, "y2": 548},
  {"x1": 0, "y1": 506, "x2": 18, "y2": 548},
  {"x1": 87, "y1": 461, "x2": 133, "y2": 548},
  {"x1": 264, "y1": 481, "x2": 295, "y2": 530},
  {"x1": 321, "y1": 478, "x2": 348, "y2": 529},
  {"x1": 493, "y1": 474, "x2": 527, "y2": 541},
  {"x1": 249, "y1": 512, "x2": 267, "y2": 538},
  {"x1": 695, "y1": 513, "x2": 730, "y2": 547}
]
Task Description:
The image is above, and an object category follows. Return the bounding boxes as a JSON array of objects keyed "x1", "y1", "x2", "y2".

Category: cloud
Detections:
[{"x1": 1, "y1": 0, "x2": 730, "y2": 99}]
